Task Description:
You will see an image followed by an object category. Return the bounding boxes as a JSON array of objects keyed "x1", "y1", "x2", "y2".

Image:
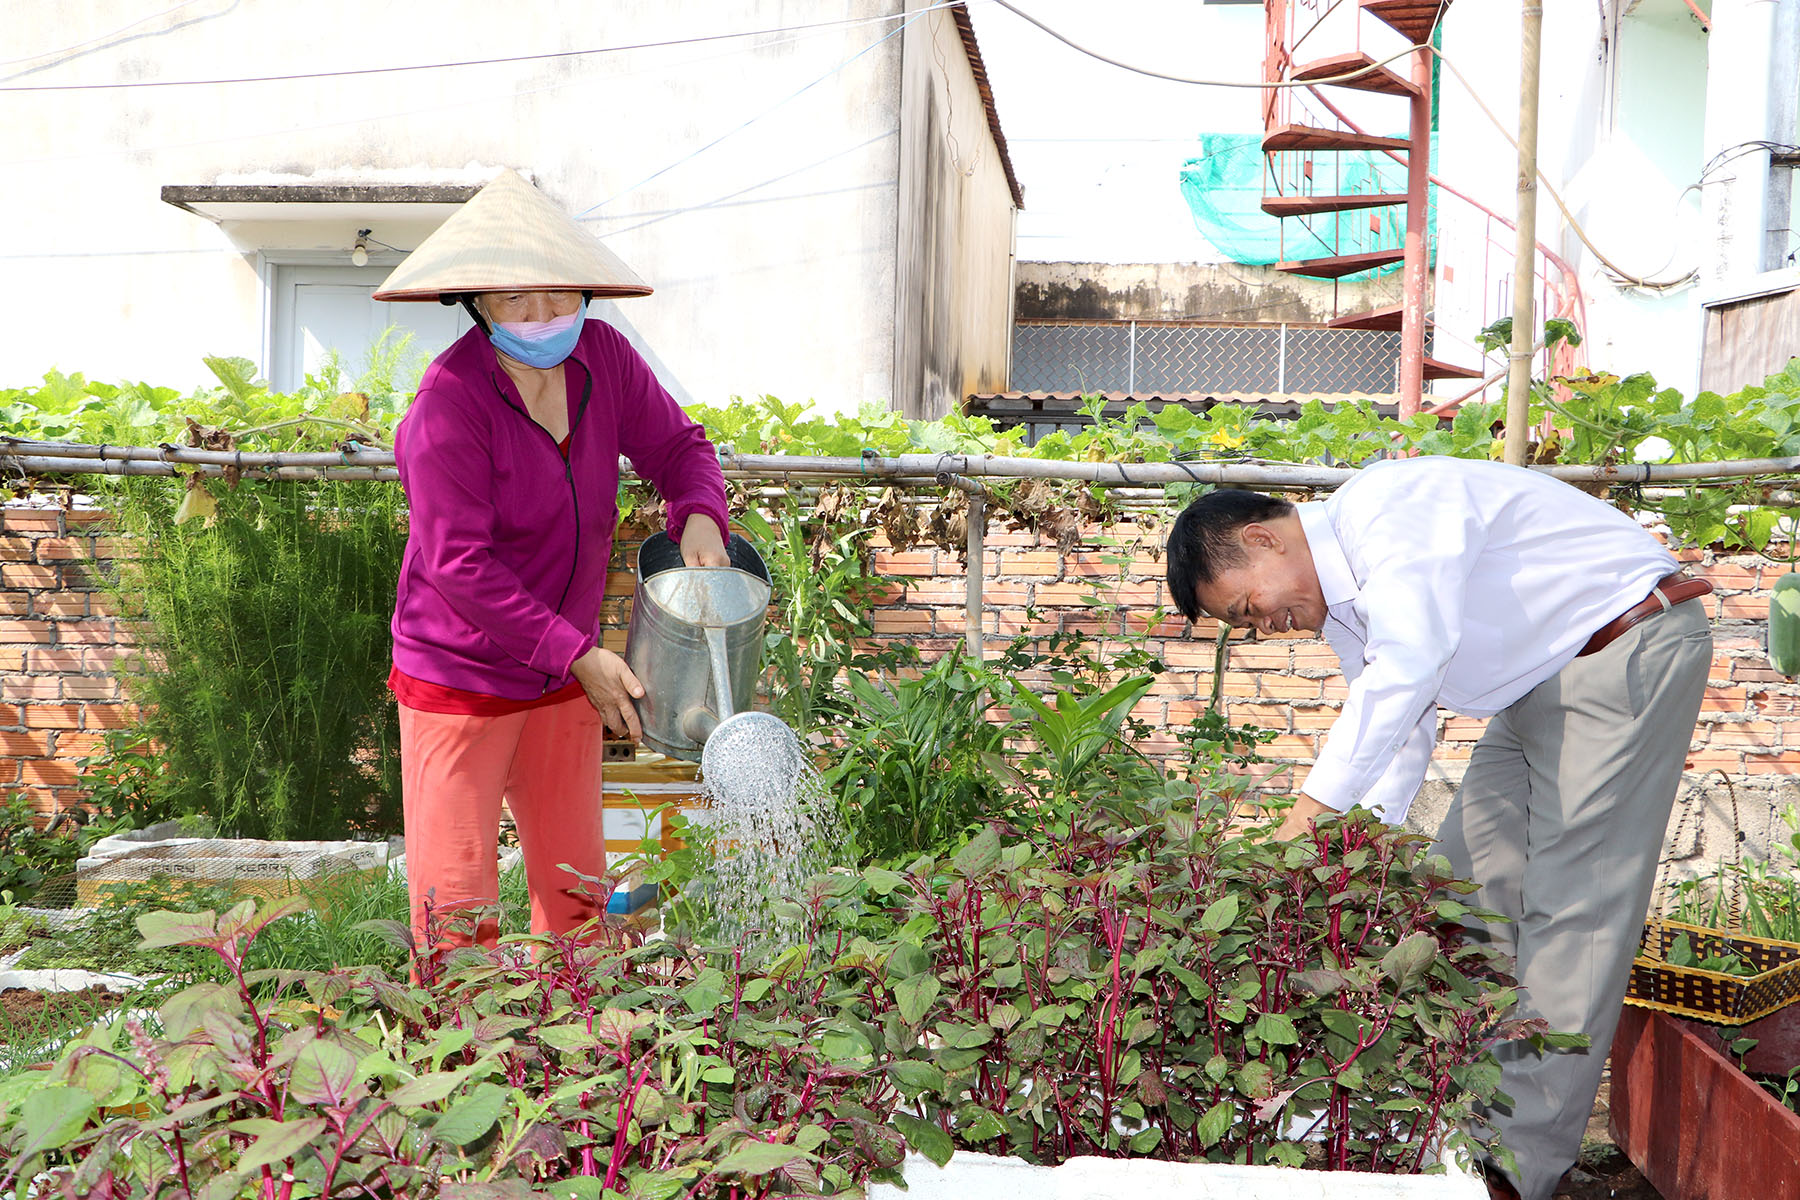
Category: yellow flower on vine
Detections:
[{"x1": 1206, "y1": 428, "x2": 1247, "y2": 449}]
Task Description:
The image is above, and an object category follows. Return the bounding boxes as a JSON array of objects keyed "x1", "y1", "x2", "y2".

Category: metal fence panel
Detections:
[
  {"x1": 1133, "y1": 325, "x2": 1281, "y2": 392},
  {"x1": 1009, "y1": 322, "x2": 1400, "y2": 396},
  {"x1": 1010, "y1": 324, "x2": 1133, "y2": 394},
  {"x1": 1282, "y1": 327, "x2": 1400, "y2": 393}
]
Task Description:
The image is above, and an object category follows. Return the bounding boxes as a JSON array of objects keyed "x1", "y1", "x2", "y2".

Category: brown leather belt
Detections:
[{"x1": 1578, "y1": 571, "x2": 1712, "y2": 657}]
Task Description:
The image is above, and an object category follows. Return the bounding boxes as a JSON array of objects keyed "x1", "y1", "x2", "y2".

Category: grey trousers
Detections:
[{"x1": 1433, "y1": 599, "x2": 1711, "y2": 1200}]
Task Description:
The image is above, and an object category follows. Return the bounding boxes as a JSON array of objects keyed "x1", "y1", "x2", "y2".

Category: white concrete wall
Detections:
[
  {"x1": 1430, "y1": 0, "x2": 1792, "y2": 397},
  {"x1": 0, "y1": 2, "x2": 918, "y2": 413}
]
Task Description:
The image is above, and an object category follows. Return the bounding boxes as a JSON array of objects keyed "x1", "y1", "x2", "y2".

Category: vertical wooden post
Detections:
[
  {"x1": 1397, "y1": 32, "x2": 1434, "y2": 419},
  {"x1": 1503, "y1": 1, "x2": 1544, "y2": 465},
  {"x1": 965, "y1": 491, "x2": 985, "y2": 660}
]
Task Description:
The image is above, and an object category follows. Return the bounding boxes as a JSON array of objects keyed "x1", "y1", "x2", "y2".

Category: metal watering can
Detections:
[{"x1": 624, "y1": 531, "x2": 777, "y2": 763}]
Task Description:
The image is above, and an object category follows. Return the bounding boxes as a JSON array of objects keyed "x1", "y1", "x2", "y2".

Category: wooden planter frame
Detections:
[{"x1": 1609, "y1": 1006, "x2": 1800, "y2": 1200}]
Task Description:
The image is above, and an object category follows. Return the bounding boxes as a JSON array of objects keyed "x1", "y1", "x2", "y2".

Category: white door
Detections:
[{"x1": 270, "y1": 264, "x2": 472, "y2": 392}]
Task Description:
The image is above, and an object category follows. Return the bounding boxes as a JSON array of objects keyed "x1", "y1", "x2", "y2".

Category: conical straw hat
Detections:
[{"x1": 372, "y1": 169, "x2": 651, "y2": 301}]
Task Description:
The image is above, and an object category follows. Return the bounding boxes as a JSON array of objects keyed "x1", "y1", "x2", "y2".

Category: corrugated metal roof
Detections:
[
  {"x1": 968, "y1": 391, "x2": 1406, "y2": 420},
  {"x1": 948, "y1": 3, "x2": 1025, "y2": 211}
]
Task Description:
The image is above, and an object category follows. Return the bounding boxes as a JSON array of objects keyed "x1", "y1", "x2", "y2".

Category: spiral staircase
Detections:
[{"x1": 1261, "y1": 0, "x2": 1482, "y2": 416}]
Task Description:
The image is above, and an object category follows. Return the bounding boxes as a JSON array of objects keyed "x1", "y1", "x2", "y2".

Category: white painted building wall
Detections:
[
  {"x1": 1434, "y1": 0, "x2": 1799, "y2": 396},
  {"x1": 0, "y1": 2, "x2": 983, "y2": 413}
]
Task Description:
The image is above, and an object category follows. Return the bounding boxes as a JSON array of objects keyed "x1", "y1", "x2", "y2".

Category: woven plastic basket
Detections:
[
  {"x1": 1625, "y1": 918, "x2": 1800, "y2": 1025},
  {"x1": 1624, "y1": 773, "x2": 1800, "y2": 1025}
]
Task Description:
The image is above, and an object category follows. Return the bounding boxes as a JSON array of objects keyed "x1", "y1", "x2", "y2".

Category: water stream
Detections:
[{"x1": 691, "y1": 711, "x2": 840, "y2": 949}]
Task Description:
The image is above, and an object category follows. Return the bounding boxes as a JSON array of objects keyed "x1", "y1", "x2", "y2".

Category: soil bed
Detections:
[{"x1": 0, "y1": 984, "x2": 126, "y2": 1030}]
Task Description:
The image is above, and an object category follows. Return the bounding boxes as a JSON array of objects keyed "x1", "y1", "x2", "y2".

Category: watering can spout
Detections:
[{"x1": 681, "y1": 706, "x2": 720, "y2": 745}]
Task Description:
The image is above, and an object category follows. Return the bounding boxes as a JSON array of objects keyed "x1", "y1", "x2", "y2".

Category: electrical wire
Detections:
[
  {"x1": 986, "y1": 0, "x2": 1434, "y2": 90},
  {"x1": 0, "y1": 0, "x2": 212, "y2": 68},
  {"x1": 0, "y1": 1, "x2": 974, "y2": 93},
  {"x1": 576, "y1": 16, "x2": 915, "y2": 216}
]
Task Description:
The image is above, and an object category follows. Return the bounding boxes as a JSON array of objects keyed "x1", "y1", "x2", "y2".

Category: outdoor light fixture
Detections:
[{"x1": 351, "y1": 229, "x2": 371, "y2": 267}]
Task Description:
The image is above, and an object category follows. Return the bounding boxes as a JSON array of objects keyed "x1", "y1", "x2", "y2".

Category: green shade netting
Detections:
[{"x1": 1179, "y1": 132, "x2": 1438, "y2": 280}]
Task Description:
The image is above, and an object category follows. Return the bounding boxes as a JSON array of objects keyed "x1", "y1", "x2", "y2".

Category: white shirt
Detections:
[{"x1": 1297, "y1": 456, "x2": 1678, "y2": 822}]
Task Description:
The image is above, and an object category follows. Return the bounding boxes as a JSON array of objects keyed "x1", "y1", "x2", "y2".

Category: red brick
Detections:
[
  {"x1": 0, "y1": 619, "x2": 56, "y2": 645},
  {"x1": 1717, "y1": 596, "x2": 1770, "y2": 620},
  {"x1": 85, "y1": 704, "x2": 139, "y2": 730},
  {"x1": 2, "y1": 678, "x2": 60, "y2": 701},
  {"x1": 987, "y1": 613, "x2": 1057, "y2": 636},
  {"x1": 52, "y1": 620, "x2": 114, "y2": 646},
  {"x1": 89, "y1": 537, "x2": 133, "y2": 560},
  {"x1": 1683, "y1": 750, "x2": 1744, "y2": 773},
  {"x1": 0, "y1": 563, "x2": 57, "y2": 589},
  {"x1": 1226, "y1": 642, "x2": 1292, "y2": 670},
  {"x1": 872, "y1": 609, "x2": 933, "y2": 634},
  {"x1": 27, "y1": 648, "x2": 84, "y2": 672},
  {"x1": 1443, "y1": 717, "x2": 1490, "y2": 742},
  {"x1": 52, "y1": 731, "x2": 107, "y2": 760},
  {"x1": 1744, "y1": 751, "x2": 1800, "y2": 773},
  {"x1": 0, "y1": 537, "x2": 32, "y2": 562},
  {"x1": 1701, "y1": 686, "x2": 1748, "y2": 712},
  {"x1": 34, "y1": 537, "x2": 91, "y2": 562},
  {"x1": 20, "y1": 698, "x2": 77, "y2": 726},
  {"x1": 0, "y1": 702, "x2": 18, "y2": 728},
  {"x1": 1163, "y1": 640, "x2": 1230, "y2": 669},
  {"x1": 1735, "y1": 663, "x2": 1790, "y2": 683},
  {"x1": 905, "y1": 581, "x2": 978, "y2": 606},
  {"x1": 1704, "y1": 721, "x2": 1780, "y2": 748},
  {"x1": 61, "y1": 510, "x2": 110, "y2": 529},
  {"x1": 0, "y1": 590, "x2": 27, "y2": 616},
  {"x1": 1700, "y1": 564, "x2": 1762, "y2": 591},
  {"x1": 2, "y1": 511, "x2": 64, "y2": 534},
  {"x1": 599, "y1": 629, "x2": 627, "y2": 652},
  {"x1": 33, "y1": 592, "x2": 90, "y2": 617},
  {"x1": 20, "y1": 759, "x2": 79, "y2": 789},
  {"x1": 0, "y1": 648, "x2": 22, "y2": 674},
  {"x1": 63, "y1": 677, "x2": 119, "y2": 700},
  {"x1": 1263, "y1": 733, "x2": 1321, "y2": 758},
  {"x1": 1291, "y1": 707, "x2": 1343, "y2": 731},
  {"x1": 997, "y1": 551, "x2": 1061, "y2": 577},
  {"x1": 1259, "y1": 676, "x2": 1322, "y2": 700},
  {"x1": 0, "y1": 730, "x2": 50, "y2": 757},
  {"x1": 871, "y1": 550, "x2": 937, "y2": 576}
]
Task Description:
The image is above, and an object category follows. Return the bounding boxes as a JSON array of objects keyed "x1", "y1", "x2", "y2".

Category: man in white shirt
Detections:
[{"x1": 1165, "y1": 456, "x2": 1712, "y2": 1200}]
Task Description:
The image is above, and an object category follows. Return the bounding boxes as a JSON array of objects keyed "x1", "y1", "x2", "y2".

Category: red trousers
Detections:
[{"x1": 398, "y1": 694, "x2": 609, "y2": 949}]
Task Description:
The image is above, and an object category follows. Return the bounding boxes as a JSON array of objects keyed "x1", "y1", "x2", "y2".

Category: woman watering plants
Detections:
[{"x1": 372, "y1": 169, "x2": 729, "y2": 952}]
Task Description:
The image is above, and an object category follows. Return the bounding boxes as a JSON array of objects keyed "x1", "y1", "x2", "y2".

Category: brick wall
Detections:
[{"x1": 3, "y1": 501, "x2": 1795, "y2": 863}]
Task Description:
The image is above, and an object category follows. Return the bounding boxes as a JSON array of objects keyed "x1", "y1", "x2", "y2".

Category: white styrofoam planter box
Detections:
[{"x1": 868, "y1": 1150, "x2": 1488, "y2": 1200}]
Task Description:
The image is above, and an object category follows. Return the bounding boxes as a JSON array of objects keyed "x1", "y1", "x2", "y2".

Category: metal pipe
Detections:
[
  {"x1": 1, "y1": 455, "x2": 398, "y2": 481},
  {"x1": 1504, "y1": 1, "x2": 1544, "y2": 465}
]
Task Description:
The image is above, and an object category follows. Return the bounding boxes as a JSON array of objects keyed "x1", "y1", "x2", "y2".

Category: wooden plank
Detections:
[
  {"x1": 1700, "y1": 287, "x2": 1800, "y2": 393},
  {"x1": 1361, "y1": 0, "x2": 1447, "y2": 42},
  {"x1": 1275, "y1": 249, "x2": 1406, "y2": 279},
  {"x1": 1289, "y1": 52, "x2": 1419, "y2": 96},
  {"x1": 1262, "y1": 124, "x2": 1412, "y2": 153},
  {"x1": 1261, "y1": 192, "x2": 1407, "y2": 218},
  {"x1": 1327, "y1": 304, "x2": 1406, "y2": 331},
  {"x1": 1610, "y1": 1006, "x2": 1800, "y2": 1200}
]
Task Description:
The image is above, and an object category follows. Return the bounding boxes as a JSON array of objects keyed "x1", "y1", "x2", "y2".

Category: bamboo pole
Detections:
[
  {"x1": 1503, "y1": 1, "x2": 1544, "y2": 465},
  {"x1": 6, "y1": 441, "x2": 1800, "y2": 490}
]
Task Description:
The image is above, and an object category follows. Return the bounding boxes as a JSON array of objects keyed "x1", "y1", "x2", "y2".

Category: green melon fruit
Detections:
[{"x1": 1769, "y1": 572, "x2": 1800, "y2": 677}]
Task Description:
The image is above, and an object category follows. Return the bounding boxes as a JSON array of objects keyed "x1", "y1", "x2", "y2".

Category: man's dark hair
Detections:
[{"x1": 1165, "y1": 489, "x2": 1297, "y2": 622}]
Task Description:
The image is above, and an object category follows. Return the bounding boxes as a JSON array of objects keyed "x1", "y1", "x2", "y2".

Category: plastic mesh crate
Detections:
[{"x1": 76, "y1": 838, "x2": 384, "y2": 906}]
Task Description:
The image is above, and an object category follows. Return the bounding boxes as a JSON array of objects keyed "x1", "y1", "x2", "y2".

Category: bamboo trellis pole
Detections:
[
  {"x1": 8, "y1": 439, "x2": 1800, "y2": 649},
  {"x1": 9, "y1": 439, "x2": 1800, "y2": 490}
]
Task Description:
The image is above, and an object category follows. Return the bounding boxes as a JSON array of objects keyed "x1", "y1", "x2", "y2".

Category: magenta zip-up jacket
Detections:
[{"x1": 390, "y1": 320, "x2": 729, "y2": 699}]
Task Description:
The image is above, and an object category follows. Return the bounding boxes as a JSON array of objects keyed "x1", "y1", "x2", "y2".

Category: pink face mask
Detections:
[{"x1": 489, "y1": 304, "x2": 586, "y2": 368}]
